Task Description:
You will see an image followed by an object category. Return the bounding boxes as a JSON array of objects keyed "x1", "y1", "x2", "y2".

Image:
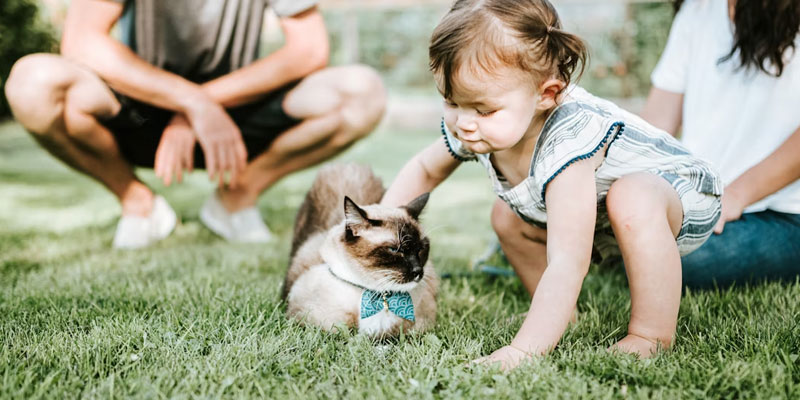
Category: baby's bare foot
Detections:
[{"x1": 609, "y1": 334, "x2": 663, "y2": 358}]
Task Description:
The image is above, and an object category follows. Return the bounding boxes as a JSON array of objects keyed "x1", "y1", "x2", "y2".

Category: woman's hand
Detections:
[
  {"x1": 712, "y1": 124, "x2": 800, "y2": 235},
  {"x1": 155, "y1": 113, "x2": 195, "y2": 186},
  {"x1": 713, "y1": 186, "x2": 748, "y2": 234},
  {"x1": 471, "y1": 345, "x2": 530, "y2": 371}
]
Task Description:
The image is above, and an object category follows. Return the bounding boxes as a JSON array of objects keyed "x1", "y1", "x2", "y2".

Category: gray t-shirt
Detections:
[{"x1": 109, "y1": 0, "x2": 318, "y2": 83}]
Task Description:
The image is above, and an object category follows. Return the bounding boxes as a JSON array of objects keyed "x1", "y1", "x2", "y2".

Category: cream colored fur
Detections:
[
  {"x1": 284, "y1": 163, "x2": 438, "y2": 338},
  {"x1": 286, "y1": 216, "x2": 438, "y2": 338}
]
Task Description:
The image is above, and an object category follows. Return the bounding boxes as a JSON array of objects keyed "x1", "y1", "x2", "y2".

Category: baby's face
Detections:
[{"x1": 439, "y1": 66, "x2": 541, "y2": 154}]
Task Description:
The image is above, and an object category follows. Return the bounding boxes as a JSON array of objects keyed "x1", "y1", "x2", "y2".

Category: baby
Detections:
[{"x1": 382, "y1": 0, "x2": 722, "y2": 369}]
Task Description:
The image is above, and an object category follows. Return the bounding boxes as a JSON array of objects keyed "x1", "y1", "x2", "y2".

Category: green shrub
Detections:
[
  {"x1": 0, "y1": 0, "x2": 57, "y2": 119},
  {"x1": 574, "y1": 3, "x2": 674, "y2": 98},
  {"x1": 323, "y1": 3, "x2": 675, "y2": 99},
  {"x1": 324, "y1": 6, "x2": 447, "y2": 96}
]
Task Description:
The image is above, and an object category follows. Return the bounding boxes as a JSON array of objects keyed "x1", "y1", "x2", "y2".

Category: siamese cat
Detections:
[{"x1": 283, "y1": 163, "x2": 438, "y2": 338}]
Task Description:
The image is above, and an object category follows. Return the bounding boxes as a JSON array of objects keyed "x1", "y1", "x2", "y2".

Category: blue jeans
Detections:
[{"x1": 681, "y1": 210, "x2": 800, "y2": 289}]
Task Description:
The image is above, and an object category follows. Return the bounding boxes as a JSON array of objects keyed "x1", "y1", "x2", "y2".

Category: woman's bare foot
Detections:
[{"x1": 609, "y1": 334, "x2": 665, "y2": 358}]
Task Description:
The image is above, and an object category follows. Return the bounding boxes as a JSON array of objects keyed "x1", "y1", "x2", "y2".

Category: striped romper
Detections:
[{"x1": 442, "y1": 86, "x2": 723, "y2": 262}]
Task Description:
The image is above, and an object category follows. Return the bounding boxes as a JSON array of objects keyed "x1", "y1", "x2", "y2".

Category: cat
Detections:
[{"x1": 283, "y1": 163, "x2": 438, "y2": 338}]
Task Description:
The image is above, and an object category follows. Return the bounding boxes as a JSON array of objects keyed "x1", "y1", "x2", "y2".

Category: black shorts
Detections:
[{"x1": 99, "y1": 83, "x2": 301, "y2": 168}]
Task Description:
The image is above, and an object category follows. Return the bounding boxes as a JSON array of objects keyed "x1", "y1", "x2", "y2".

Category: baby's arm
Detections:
[
  {"x1": 510, "y1": 158, "x2": 597, "y2": 355},
  {"x1": 382, "y1": 138, "x2": 461, "y2": 207}
]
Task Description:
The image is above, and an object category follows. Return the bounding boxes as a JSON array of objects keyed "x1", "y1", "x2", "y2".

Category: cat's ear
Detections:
[
  {"x1": 344, "y1": 196, "x2": 369, "y2": 236},
  {"x1": 403, "y1": 192, "x2": 430, "y2": 220}
]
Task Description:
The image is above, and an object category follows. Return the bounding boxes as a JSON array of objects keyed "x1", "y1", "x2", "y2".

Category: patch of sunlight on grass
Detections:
[{"x1": 0, "y1": 182, "x2": 120, "y2": 232}]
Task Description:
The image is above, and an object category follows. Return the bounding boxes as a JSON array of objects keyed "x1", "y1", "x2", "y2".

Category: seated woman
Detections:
[{"x1": 641, "y1": 0, "x2": 800, "y2": 288}]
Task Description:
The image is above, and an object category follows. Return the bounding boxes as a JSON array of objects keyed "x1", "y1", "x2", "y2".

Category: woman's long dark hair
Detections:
[{"x1": 674, "y1": 0, "x2": 800, "y2": 77}]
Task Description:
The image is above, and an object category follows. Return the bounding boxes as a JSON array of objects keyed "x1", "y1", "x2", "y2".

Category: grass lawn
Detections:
[{"x1": 1, "y1": 120, "x2": 798, "y2": 399}]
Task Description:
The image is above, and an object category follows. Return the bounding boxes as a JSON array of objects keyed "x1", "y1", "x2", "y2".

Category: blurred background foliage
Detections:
[
  {"x1": 0, "y1": 0, "x2": 57, "y2": 118},
  {"x1": 0, "y1": 0, "x2": 674, "y2": 119},
  {"x1": 322, "y1": 1, "x2": 674, "y2": 98}
]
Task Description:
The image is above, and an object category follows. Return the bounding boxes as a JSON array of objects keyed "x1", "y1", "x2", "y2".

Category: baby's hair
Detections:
[{"x1": 430, "y1": 0, "x2": 588, "y2": 99}]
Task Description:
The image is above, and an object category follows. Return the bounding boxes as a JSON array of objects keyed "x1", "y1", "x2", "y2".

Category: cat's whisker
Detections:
[
  {"x1": 373, "y1": 274, "x2": 396, "y2": 292},
  {"x1": 397, "y1": 223, "x2": 406, "y2": 247},
  {"x1": 385, "y1": 273, "x2": 403, "y2": 290},
  {"x1": 422, "y1": 223, "x2": 450, "y2": 236}
]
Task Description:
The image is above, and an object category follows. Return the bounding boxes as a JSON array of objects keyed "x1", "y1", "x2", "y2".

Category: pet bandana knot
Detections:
[{"x1": 360, "y1": 290, "x2": 415, "y2": 322}]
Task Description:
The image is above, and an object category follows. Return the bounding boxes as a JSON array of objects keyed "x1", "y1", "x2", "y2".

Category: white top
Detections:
[{"x1": 651, "y1": 0, "x2": 800, "y2": 214}]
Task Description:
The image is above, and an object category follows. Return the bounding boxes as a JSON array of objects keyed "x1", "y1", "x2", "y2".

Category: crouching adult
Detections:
[{"x1": 5, "y1": 0, "x2": 386, "y2": 248}]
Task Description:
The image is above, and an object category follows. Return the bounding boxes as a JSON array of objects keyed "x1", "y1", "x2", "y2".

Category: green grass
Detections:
[{"x1": 0, "y1": 120, "x2": 798, "y2": 399}]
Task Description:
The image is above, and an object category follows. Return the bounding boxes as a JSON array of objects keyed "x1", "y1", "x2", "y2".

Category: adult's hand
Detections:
[
  {"x1": 154, "y1": 114, "x2": 195, "y2": 186},
  {"x1": 184, "y1": 97, "x2": 248, "y2": 187},
  {"x1": 713, "y1": 187, "x2": 748, "y2": 234},
  {"x1": 712, "y1": 124, "x2": 800, "y2": 235}
]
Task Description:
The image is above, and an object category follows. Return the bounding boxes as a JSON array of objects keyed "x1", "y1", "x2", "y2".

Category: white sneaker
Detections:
[
  {"x1": 112, "y1": 195, "x2": 177, "y2": 249},
  {"x1": 199, "y1": 192, "x2": 273, "y2": 243}
]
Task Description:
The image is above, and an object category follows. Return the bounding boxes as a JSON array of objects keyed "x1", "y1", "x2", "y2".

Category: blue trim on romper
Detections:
[
  {"x1": 540, "y1": 121, "x2": 625, "y2": 199},
  {"x1": 440, "y1": 120, "x2": 475, "y2": 162},
  {"x1": 604, "y1": 122, "x2": 625, "y2": 157}
]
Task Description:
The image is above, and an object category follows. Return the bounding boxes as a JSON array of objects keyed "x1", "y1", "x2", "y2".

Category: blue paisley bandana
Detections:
[
  {"x1": 327, "y1": 267, "x2": 415, "y2": 322},
  {"x1": 360, "y1": 290, "x2": 415, "y2": 322}
]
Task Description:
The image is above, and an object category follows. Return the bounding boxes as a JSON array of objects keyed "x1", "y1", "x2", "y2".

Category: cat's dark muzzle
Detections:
[
  {"x1": 403, "y1": 256, "x2": 425, "y2": 283},
  {"x1": 411, "y1": 266, "x2": 424, "y2": 282}
]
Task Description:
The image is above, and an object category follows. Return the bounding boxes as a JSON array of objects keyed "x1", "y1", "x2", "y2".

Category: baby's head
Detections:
[
  {"x1": 429, "y1": 0, "x2": 588, "y2": 153},
  {"x1": 431, "y1": 0, "x2": 587, "y2": 99}
]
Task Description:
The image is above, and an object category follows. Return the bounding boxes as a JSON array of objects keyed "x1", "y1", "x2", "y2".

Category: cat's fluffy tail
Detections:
[{"x1": 289, "y1": 163, "x2": 385, "y2": 258}]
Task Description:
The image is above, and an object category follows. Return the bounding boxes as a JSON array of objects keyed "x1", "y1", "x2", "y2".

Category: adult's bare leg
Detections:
[
  {"x1": 5, "y1": 53, "x2": 153, "y2": 216},
  {"x1": 217, "y1": 65, "x2": 386, "y2": 211}
]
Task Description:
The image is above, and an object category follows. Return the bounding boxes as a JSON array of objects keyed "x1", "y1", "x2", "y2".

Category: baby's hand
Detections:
[{"x1": 471, "y1": 345, "x2": 530, "y2": 371}]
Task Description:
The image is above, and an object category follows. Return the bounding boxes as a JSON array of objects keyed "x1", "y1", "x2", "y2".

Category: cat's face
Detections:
[{"x1": 340, "y1": 194, "x2": 431, "y2": 292}]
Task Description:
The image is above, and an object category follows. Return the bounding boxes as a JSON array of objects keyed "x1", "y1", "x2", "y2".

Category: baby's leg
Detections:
[
  {"x1": 605, "y1": 173, "x2": 684, "y2": 358},
  {"x1": 491, "y1": 199, "x2": 548, "y2": 296}
]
